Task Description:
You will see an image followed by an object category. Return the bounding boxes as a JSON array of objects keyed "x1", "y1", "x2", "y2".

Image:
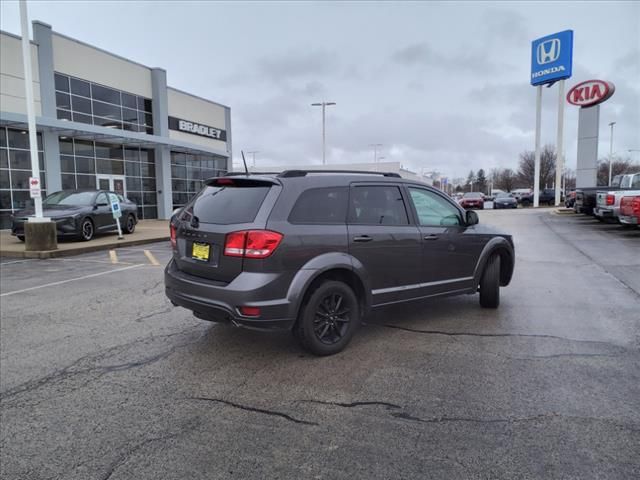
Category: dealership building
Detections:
[{"x1": 0, "y1": 21, "x2": 231, "y2": 229}]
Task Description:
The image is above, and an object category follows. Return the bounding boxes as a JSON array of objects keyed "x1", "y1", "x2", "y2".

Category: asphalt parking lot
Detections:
[{"x1": 1, "y1": 209, "x2": 639, "y2": 480}]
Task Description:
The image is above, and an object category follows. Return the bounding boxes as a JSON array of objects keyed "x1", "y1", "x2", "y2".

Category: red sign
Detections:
[
  {"x1": 29, "y1": 176, "x2": 41, "y2": 199},
  {"x1": 566, "y1": 80, "x2": 615, "y2": 107}
]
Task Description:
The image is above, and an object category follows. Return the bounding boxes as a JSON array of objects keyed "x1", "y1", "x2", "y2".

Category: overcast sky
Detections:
[{"x1": 1, "y1": 1, "x2": 639, "y2": 179}]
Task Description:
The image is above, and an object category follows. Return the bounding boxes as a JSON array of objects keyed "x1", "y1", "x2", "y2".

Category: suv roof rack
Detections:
[{"x1": 278, "y1": 170, "x2": 402, "y2": 178}]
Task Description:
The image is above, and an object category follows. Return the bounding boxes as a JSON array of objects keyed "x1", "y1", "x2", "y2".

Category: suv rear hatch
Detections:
[{"x1": 172, "y1": 177, "x2": 279, "y2": 283}]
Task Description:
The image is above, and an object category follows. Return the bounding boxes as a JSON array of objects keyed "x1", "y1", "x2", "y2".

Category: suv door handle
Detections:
[
  {"x1": 353, "y1": 235, "x2": 373, "y2": 243},
  {"x1": 423, "y1": 234, "x2": 439, "y2": 240}
]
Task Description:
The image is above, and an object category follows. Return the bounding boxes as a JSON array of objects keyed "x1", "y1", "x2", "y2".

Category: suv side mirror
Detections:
[{"x1": 466, "y1": 210, "x2": 479, "y2": 226}]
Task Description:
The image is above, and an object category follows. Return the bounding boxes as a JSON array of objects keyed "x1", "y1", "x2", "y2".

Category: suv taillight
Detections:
[
  {"x1": 224, "y1": 230, "x2": 283, "y2": 259},
  {"x1": 170, "y1": 223, "x2": 177, "y2": 249},
  {"x1": 606, "y1": 194, "x2": 615, "y2": 206}
]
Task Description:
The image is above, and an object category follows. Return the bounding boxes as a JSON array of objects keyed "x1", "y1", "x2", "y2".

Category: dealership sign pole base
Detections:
[{"x1": 25, "y1": 220, "x2": 58, "y2": 252}]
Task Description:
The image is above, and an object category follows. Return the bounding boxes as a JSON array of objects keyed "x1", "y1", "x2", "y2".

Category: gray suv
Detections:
[{"x1": 165, "y1": 170, "x2": 515, "y2": 355}]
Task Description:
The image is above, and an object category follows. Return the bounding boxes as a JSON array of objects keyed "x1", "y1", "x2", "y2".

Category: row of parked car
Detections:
[
  {"x1": 572, "y1": 172, "x2": 640, "y2": 227},
  {"x1": 453, "y1": 188, "x2": 560, "y2": 210}
]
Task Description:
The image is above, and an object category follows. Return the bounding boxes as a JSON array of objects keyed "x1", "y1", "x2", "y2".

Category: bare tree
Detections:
[
  {"x1": 517, "y1": 145, "x2": 556, "y2": 188},
  {"x1": 495, "y1": 168, "x2": 516, "y2": 192},
  {"x1": 596, "y1": 156, "x2": 638, "y2": 186}
]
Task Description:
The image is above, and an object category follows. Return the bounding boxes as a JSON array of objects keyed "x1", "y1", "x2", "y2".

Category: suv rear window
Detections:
[
  {"x1": 192, "y1": 185, "x2": 270, "y2": 224},
  {"x1": 288, "y1": 187, "x2": 348, "y2": 224}
]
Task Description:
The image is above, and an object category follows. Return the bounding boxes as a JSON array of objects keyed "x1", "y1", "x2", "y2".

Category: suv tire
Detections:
[
  {"x1": 295, "y1": 280, "x2": 360, "y2": 356},
  {"x1": 479, "y1": 254, "x2": 500, "y2": 308}
]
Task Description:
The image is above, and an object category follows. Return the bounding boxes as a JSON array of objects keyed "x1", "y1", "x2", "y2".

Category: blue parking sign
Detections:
[
  {"x1": 109, "y1": 193, "x2": 122, "y2": 219},
  {"x1": 531, "y1": 30, "x2": 573, "y2": 86}
]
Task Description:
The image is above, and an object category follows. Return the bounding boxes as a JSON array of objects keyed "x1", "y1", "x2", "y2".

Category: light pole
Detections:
[
  {"x1": 311, "y1": 101, "x2": 336, "y2": 165},
  {"x1": 608, "y1": 121, "x2": 616, "y2": 186},
  {"x1": 369, "y1": 143, "x2": 383, "y2": 163},
  {"x1": 246, "y1": 150, "x2": 259, "y2": 167}
]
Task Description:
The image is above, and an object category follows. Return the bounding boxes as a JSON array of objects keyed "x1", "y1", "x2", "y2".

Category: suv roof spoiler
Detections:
[
  {"x1": 224, "y1": 171, "x2": 283, "y2": 177},
  {"x1": 278, "y1": 170, "x2": 402, "y2": 178}
]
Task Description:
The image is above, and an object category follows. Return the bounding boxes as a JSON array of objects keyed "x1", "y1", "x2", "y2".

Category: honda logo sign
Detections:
[
  {"x1": 531, "y1": 30, "x2": 573, "y2": 86},
  {"x1": 537, "y1": 39, "x2": 560, "y2": 65},
  {"x1": 566, "y1": 80, "x2": 615, "y2": 107}
]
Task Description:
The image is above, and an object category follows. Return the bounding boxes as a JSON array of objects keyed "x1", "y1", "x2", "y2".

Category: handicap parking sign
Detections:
[{"x1": 109, "y1": 193, "x2": 122, "y2": 219}]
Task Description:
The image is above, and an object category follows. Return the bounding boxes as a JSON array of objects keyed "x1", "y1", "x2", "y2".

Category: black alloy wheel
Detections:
[
  {"x1": 314, "y1": 292, "x2": 351, "y2": 345},
  {"x1": 124, "y1": 214, "x2": 136, "y2": 234},
  {"x1": 80, "y1": 218, "x2": 94, "y2": 241},
  {"x1": 295, "y1": 280, "x2": 360, "y2": 356}
]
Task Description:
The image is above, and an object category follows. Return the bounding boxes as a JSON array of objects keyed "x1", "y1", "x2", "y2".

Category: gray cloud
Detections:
[{"x1": 0, "y1": 0, "x2": 637, "y2": 178}]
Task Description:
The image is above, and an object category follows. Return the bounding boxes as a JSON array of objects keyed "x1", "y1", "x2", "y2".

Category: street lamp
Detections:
[
  {"x1": 608, "y1": 121, "x2": 616, "y2": 186},
  {"x1": 311, "y1": 101, "x2": 336, "y2": 165},
  {"x1": 369, "y1": 143, "x2": 383, "y2": 163},
  {"x1": 246, "y1": 150, "x2": 259, "y2": 167}
]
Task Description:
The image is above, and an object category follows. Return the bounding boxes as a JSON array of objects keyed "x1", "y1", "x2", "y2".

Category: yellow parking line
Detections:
[
  {"x1": 109, "y1": 250, "x2": 118, "y2": 264},
  {"x1": 144, "y1": 250, "x2": 160, "y2": 266}
]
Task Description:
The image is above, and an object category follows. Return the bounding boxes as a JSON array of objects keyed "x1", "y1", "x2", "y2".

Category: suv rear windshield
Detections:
[{"x1": 192, "y1": 184, "x2": 270, "y2": 224}]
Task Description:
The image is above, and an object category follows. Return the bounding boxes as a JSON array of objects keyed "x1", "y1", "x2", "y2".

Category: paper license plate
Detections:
[{"x1": 191, "y1": 242, "x2": 210, "y2": 262}]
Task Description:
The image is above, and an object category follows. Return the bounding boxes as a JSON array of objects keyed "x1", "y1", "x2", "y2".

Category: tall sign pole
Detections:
[
  {"x1": 554, "y1": 79, "x2": 566, "y2": 206},
  {"x1": 19, "y1": 0, "x2": 44, "y2": 220},
  {"x1": 531, "y1": 30, "x2": 573, "y2": 207},
  {"x1": 533, "y1": 86, "x2": 542, "y2": 208}
]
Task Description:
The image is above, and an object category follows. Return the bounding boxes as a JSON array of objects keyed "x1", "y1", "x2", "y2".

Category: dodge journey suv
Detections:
[{"x1": 165, "y1": 170, "x2": 515, "y2": 356}]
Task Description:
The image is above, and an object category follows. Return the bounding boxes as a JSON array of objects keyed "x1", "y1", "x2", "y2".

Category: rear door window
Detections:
[
  {"x1": 348, "y1": 185, "x2": 409, "y2": 225},
  {"x1": 192, "y1": 184, "x2": 270, "y2": 224},
  {"x1": 288, "y1": 187, "x2": 348, "y2": 224}
]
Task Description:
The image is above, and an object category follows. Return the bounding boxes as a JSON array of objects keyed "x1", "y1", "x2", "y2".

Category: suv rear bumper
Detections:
[{"x1": 164, "y1": 259, "x2": 296, "y2": 331}]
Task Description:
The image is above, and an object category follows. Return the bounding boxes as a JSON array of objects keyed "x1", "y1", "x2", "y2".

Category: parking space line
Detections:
[
  {"x1": 54, "y1": 258, "x2": 135, "y2": 266},
  {"x1": 0, "y1": 264, "x2": 142, "y2": 298},
  {"x1": 0, "y1": 259, "x2": 36, "y2": 266},
  {"x1": 144, "y1": 250, "x2": 161, "y2": 266},
  {"x1": 109, "y1": 250, "x2": 118, "y2": 264}
]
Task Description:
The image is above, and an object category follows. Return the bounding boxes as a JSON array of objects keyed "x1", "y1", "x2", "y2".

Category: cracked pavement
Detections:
[{"x1": 1, "y1": 210, "x2": 639, "y2": 479}]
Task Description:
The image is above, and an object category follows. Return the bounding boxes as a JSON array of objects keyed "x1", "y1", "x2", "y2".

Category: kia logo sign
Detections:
[{"x1": 566, "y1": 80, "x2": 615, "y2": 107}]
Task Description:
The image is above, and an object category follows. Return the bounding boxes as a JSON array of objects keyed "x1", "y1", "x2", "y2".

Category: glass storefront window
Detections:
[
  {"x1": 0, "y1": 127, "x2": 46, "y2": 229},
  {"x1": 54, "y1": 72, "x2": 153, "y2": 135},
  {"x1": 170, "y1": 151, "x2": 227, "y2": 210},
  {"x1": 55, "y1": 137, "x2": 157, "y2": 220}
]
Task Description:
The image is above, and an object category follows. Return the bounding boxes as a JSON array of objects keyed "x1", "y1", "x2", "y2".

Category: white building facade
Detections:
[{"x1": 0, "y1": 21, "x2": 231, "y2": 228}]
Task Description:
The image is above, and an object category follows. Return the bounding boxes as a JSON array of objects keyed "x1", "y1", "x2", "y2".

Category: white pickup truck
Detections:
[{"x1": 594, "y1": 173, "x2": 640, "y2": 222}]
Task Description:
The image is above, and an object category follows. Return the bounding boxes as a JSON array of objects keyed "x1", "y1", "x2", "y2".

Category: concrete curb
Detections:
[{"x1": 0, "y1": 235, "x2": 169, "y2": 259}]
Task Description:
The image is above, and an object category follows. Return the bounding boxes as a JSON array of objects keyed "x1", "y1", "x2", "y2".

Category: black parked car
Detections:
[
  {"x1": 519, "y1": 188, "x2": 559, "y2": 207},
  {"x1": 11, "y1": 190, "x2": 138, "y2": 241},
  {"x1": 493, "y1": 192, "x2": 518, "y2": 209},
  {"x1": 165, "y1": 170, "x2": 515, "y2": 356}
]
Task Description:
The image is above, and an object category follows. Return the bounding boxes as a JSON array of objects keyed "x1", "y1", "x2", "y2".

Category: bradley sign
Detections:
[
  {"x1": 168, "y1": 116, "x2": 227, "y2": 141},
  {"x1": 566, "y1": 80, "x2": 615, "y2": 107}
]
